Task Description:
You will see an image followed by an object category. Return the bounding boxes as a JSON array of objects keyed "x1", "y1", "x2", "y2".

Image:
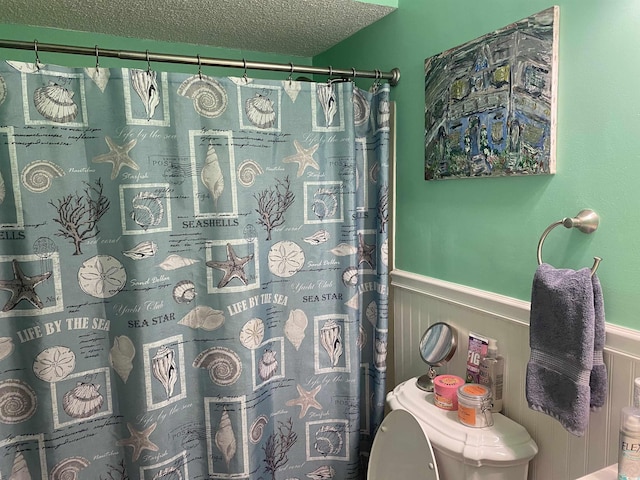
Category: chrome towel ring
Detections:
[{"x1": 536, "y1": 209, "x2": 602, "y2": 276}]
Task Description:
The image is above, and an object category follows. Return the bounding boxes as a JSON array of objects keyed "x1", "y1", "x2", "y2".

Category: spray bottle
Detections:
[{"x1": 478, "y1": 338, "x2": 504, "y2": 413}]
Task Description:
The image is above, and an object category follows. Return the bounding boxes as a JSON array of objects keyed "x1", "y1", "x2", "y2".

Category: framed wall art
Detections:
[{"x1": 424, "y1": 6, "x2": 559, "y2": 180}]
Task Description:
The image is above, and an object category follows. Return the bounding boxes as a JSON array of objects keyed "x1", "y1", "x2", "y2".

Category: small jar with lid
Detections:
[{"x1": 457, "y1": 383, "x2": 494, "y2": 428}]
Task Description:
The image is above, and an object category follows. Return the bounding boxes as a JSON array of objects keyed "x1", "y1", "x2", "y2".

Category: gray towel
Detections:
[
  {"x1": 526, "y1": 263, "x2": 607, "y2": 436},
  {"x1": 590, "y1": 275, "x2": 608, "y2": 410}
]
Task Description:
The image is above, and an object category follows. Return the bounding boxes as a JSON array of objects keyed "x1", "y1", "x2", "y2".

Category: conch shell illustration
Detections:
[
  {"x1": 0, "y1": 336, "x2": 15, "y2": 362},
  {"x1": 130, "y1": 68, "x2": 160, "y2": 119},
  {"x1": 257, "y1": 349, "x2": 278, "y2": 381},
  {"x1": 320, "y1": 320, "x2": 343, "y2": 367},
  {"x1": 109, "y1": 335, "x2": 135, "y2": 383},
  {"x1": 9, "y1": 451, "x2": 31, "y2": 480},
  {"x1": 34, "y1": 82, "x2": 78, "y2": 123},
  {"x1": 62, "y1": 382, "x2": 103, "y2": 419},
  {"x1": 158, "y1": 254, "x2": 199, "y2": 271},
  {"x1": 303, "y1": 229, "x2": 330, "y2": 246},
  {"x1": 215, "y1": 407, "x2": 237, "y2": 469},
  {"x1": 50, "y1": 456, "x2": 91, "y2": 480},
  {"x1": 201, "y1": 144, "x2": 224, "y2": 209},
  {"x1": 152, "y1": 346, "x2": 178, "y2": 399},
  {"x1": 178, "y1": 305, "x2": 225, "y2": 331},
  {"x1": 375, "y1": 338, "x2": 387, "y2": 371},
  {"x1": 284, "y1": 309, "x2": 307, "y2": 350},
  {"x1": 122, "y1": 240, "x2": 158, "y2": 260},
  {"x1": 307, "y1": 465, "x2": 336, "y2": 479},
  {"x1": 317, "y1": 83, "x2": 337, "y2": 126}
]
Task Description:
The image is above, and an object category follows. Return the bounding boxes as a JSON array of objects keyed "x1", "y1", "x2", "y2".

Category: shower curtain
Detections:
[{"x1": 0, "y1": 58, "x2": 389, "y2": 480}]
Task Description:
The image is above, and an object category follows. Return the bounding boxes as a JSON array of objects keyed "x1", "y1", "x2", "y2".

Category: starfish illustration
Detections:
[
  {"x1": 206, "y1": 243, "x2": 254, "y2": 288},
  {"x1": 0, "y1": 259, "x2": 51, "y2": 312},
  {"x1": 285, "y1": 384, "x2": 323, "y2": 419},
  {"x1": 116, "y1": 422, "x2": 159, "y2": 462},
  {"x1": 357, "y1": 233, "x2": 376, "y2": 270},
  {"x1": 92, "y1": 136, "x2": 139, "y2": 180},
  {"x1": 282, "y1": 140, "x2": 320, "y2": 177}
]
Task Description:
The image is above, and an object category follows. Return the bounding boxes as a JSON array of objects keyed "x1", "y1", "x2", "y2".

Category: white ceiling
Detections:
[{"x1": 2, "y1": 0, "x2": 395, "y2": 57}]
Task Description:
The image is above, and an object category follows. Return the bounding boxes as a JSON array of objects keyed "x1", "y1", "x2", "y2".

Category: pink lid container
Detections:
[{"x1": 433, "y1": 374, "x2": 465, "y2": 411}]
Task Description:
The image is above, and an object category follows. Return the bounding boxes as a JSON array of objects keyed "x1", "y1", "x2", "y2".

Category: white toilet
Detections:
[{"x1": 368, "y1": 378, "x2": 538, "y2": 480}]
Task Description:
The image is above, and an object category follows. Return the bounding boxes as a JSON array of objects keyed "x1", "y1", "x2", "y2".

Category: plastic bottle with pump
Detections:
[
  {"x1": 478, "y1": 338, "x2": 504, "y2": 413},
  {"x1": 618, "y1": 378, "x2": 640, "y2": 479}
]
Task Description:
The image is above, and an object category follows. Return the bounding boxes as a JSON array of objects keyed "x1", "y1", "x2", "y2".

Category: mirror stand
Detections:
[{"x1": 416, "y1": 365, "x2": 438, "y2": 392}]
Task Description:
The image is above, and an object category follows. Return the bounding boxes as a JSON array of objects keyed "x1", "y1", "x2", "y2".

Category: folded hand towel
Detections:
[
  {"x1": 590, "y1": 274, "x2": 608, "y2": 410},
  {"x1": 526, "y1": 263, "x2": 606, "y2": 436}
]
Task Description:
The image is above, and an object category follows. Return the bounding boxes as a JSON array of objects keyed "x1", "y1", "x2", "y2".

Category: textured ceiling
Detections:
[{"x1": 1, "y1": 0, "x2": 395, "y2": 57}]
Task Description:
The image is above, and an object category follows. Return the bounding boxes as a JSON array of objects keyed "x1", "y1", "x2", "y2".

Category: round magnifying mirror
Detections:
[{"x1": 416, "y1": 322, "x2": 457, "y2": 392}]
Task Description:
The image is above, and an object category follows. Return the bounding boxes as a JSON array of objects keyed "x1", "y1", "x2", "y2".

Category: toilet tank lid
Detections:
[{"x1": 387, "y1": 378, "x2": 538, "y2": 467}]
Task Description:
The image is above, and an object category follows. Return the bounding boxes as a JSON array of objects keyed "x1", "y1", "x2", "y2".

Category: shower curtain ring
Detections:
[
  {"x1": 352, "y1": 67, "x2": 357, "y2": 81},
  {"x1": 33, "y1": 40, "x2": 40, "y2": 70},
  {"x1": 197, "y1": 54, "x2": 202, "y2": 80},
  {"x1": 94, "y1": 45, "x2": 100, "y2": 75},
  {"x1": 242, "y1": 58, "x2": 248, "y2": 83},
  {"x1": 145, "y1": 50, "x2": 151, "y2": 73},
  {"x1": 288, "y1": 62, "x2": 294, "y2": 85}
]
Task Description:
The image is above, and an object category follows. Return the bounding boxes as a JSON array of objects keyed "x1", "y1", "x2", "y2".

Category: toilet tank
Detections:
[{"x1": 387, "y1": 378, "x2": 538, "y2": 480}]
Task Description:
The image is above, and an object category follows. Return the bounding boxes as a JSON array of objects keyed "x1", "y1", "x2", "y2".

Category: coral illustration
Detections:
[
  {"x1": 99, "y1": 459, "x2": 129, "y2": 480},
  {"x1": 377, "y1": 184, "x2": 389, "y2": 233},
  {"x1": 262, "y1": 417, "x2": 297, "y2": 480},
  {"x1": 49, "y1": 178, "x2": 110, "y2": 255},
  {"x1": 254, "y1": 176, "x2": 295, "y2": 241}
]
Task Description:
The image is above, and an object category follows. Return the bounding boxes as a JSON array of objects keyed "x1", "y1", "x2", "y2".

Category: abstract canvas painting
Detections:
[{"x1": 424, "y1": 6, "x2": 559, "y2": 180}]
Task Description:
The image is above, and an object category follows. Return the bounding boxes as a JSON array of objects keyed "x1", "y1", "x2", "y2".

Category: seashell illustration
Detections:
[
  {"x1": 178, "y1": 305, "x2": 225, "y2": 331},
  {"x1": 283, "y1": 80, "x2": 301, "y2": 103},
  {"x1": 353, "y1": 88, "x2": 370, "y2": 126},
  {"x1": 6, "y1": 60, "x2": 44, "y2": 73},
  {"x1": 320, "y1": 320, "x2": 343, "y2": 368},
  {"x1": 375, "y1": 338, "x2": 387, "y2": 371},
  {"x1": 201, "y1": 144, "x2": 224, "y2": 209},
  {"x1": 152, "y1": 346, "x2": 178, "y2": 399},
  {"x1": 34, "y1": 82, "x2": 78, "y2": 123},
  {"x1": 152, "y1": 466, "x2": 183, "y2": 480},
  {"x1": 284, "y1": 309, "x2": 307, "y2": 350},
  {"x1": 249, "y1": 415, "x2": 269, "y2": 444},
  {"x1": 0, "y1": 74, "x2": 6, "y2": 107},
  {"x1": 245, "y1": 93, "x2": 276, "y2": 129},
  {"x1": 345, "y1": 292, "x2": 359, "y2": 310},
  {"x1": 330, "y1": 243, "x2": 357, "y2": 256},
  {"x1": 50, "y1": 456, "x2": 90, "y2": 480},
  {"x1": 177, "y1": 74, "x2": 228, "y2": 118},
  {"x1": 193, "y1": 346, "x2": 242, "y2": 386},
  {"x1": 267, "y1": 241, "x2": 305, "y2": 278},
  {"x1": 122, "y1": 240, "x2": 158, "y2": 260},
  {"x1": 130, "y1": 69, "x2": 160, "y2": 119},
  {"x1": 33, "y1": 346, "x2": 76, "y2": 382},
  {"x1": 317, "y1": 83, "x2": 337, "y2": 126},
  {"x1": 78, "y1": 255, "x2": 126, "y2": 299},
  {"x1": 0, "y1": 170, "x2": 5, "y2": 204},
  {"x1": 0, "y1": 379, "x2": 37, "y2": 424},
  {"x1": 341, "y1": 267, "x2": 358, "y2": 287},
  {"x1": 369, "y1": 162, "x2": 380, "y2": 183},
  {"x1": 258, "y1": 349, "x2": 278, "y2": 381},
  {"x1": 130, "y1": 191, "x2": 164, "y2": 230},
  {"x1": 239, "y1": 318, "x2": 264, "y2": 349},
  {"x1": 314, "y1": 425, "x2": 344, "y2": 456},
  {"x1": 303, "y1": 230, "x2": 330, "y2": 246},
  {"x1": 84, "y1": 66, "x2": 111, "y2": 92},
  {"x1": 306, "y1": 465, "x2": 335, "y2": 479},
  {"x1": 62, "y1": 382, "x2": 103, "y2": 419},
  {"x1": 366, "y1": 301, "x2": 378, "y2": 326},
  {"x1": 237, "y1": 159, "x2": 264, "y2": 187},
  {"x1": 312, "y1": 188, "x2": 338, "y2": 221},
  {"x1": 109, "y1": 335, "x2": 135, "y2": 383},
  {"x1": 357, "y1": 325, "x2": 367, "y2": 351},
  {"x1": 172, "y1": 280, "x2": 196, "y2": 304},
  {"x1": 21, "y1": 160, "x2": 65, "y2": 193},
  {"x1": 9, "y1": 451, "x2": 30, "y2": 480},
  {"x1": 378, "y1": 99, "x2": 390, "y2": 129},
  {"x1": 0, "y1": 336, "x2": 15, "y2": 361},
  {"x1": 158, "y1": 254, "x2": 199, "y2": 271},
  {"x1": 215, "y1": 407, "x2": 237, "y2": 469},
  {"x1": 381, "y1": 237, "x2": 389, "y2": 267}
]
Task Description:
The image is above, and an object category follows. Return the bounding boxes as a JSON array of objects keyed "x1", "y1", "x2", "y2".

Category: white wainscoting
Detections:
[{"x1": 391, "y1": 269, "x2": 640, "y2": 480}]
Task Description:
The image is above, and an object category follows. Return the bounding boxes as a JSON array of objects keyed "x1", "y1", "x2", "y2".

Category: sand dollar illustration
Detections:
[
  {"x1": 267, "y1": 241, "x2": 305, "y2": 278},
  {"x1": 78, "y1": 255, "x2": 126, "y2": 299},
  {"x1": 239, "y1": 318, "x2": 264, "y2": 349},
  {"x1": 33, "y1": 346, "x2": 76, "y2": 382}
]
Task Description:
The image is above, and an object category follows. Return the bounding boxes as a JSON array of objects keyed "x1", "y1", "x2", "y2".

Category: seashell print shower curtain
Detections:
[{"x1": 0, "y1": 59, "x2": 390, "y2": 479}]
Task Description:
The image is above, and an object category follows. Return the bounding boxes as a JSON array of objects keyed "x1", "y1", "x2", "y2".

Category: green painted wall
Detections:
[
  {"x1": 0, "y1": 23, "x2": 311, "y2": 74},
  {"x1": 316, "y1": 0, "x2": 640, "y2": 330}
]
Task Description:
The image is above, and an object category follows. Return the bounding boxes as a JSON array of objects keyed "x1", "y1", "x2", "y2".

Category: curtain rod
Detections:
[{"x1": 0, "y1": 39, "x2": 401, "y2": 86}]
